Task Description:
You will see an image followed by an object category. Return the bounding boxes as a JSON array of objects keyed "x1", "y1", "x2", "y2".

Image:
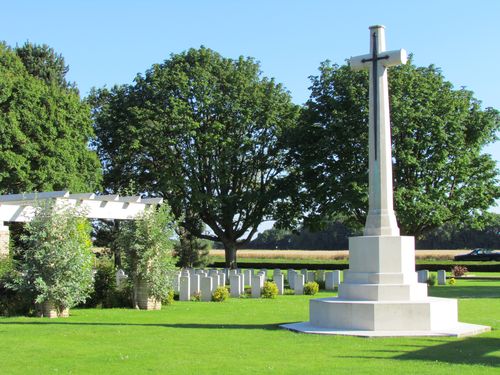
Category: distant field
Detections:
[{"x1": 209, "y1": 249, "x2": 470, "y2": 261}]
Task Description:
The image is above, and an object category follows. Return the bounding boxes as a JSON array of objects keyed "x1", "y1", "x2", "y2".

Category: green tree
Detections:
[
  {"x1": 116, "y1": 205, "x2": 177, "y2": 306},
  {"x1": 280, "y1": 59, "x2": 499, "y2": 238},
  {"x1": 0, "y1": 42, "x2": 101, "y2": 194},
  {"x1": 174, "y1": 217, "x2": 211, "y2": 268},
  {"x1": 91, "y1": 47, "x2": 299, "y2": 268},
  {"x1": 15, "y1": 42, "x2": 70, "y2": 89},
  {"x1": 19, "y1": 202, "x2": 94, "y2": 315}
]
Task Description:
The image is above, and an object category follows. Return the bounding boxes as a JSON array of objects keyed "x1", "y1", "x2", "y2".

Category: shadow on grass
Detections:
[
  {"x1": 340, "y1": 337, "x2": 500, "y2": 367},
  {"x1": 428, "y1": 283, "x2": 500, "y2": 299},
  {"x1": 0, "y1": 321, "x2": 282, "y2": 331}
]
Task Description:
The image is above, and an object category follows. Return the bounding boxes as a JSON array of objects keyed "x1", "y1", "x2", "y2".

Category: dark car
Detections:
[{"x1": 454, "y1": 248, "x2": 500, "y2": 261}]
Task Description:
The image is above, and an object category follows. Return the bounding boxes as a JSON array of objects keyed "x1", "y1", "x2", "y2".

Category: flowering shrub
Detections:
[
  {"x1": 262, "y1": 281, "x2": 278, "y2": 299},
  {"x1": 212, "y1": 286, "x2": 229, "y2": 302},
  {"x1": 451, "y1": 265, "x2": 468, "y2": 277}
]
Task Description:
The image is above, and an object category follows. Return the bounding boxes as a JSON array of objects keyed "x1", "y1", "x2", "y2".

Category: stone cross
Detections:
[{"x1": 350, "y1": 25, "x2": 407, "y2": 236}]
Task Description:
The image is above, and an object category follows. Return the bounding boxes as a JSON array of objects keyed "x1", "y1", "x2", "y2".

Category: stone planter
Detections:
[
  {"x1": 133, "y1": 278, "x2": 161, "y2": 310},
  {"x1": 38, "y1": 301, "x2": 69, "y2": 318}
]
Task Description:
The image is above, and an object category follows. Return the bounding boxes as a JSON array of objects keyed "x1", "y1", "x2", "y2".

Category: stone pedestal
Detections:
[
  {"x1": 282, "y1": 236, "x2": 490, "y2": 337},
  {"x1": 134, "y1": 278, "x2": 161, "y2": 310},
  {"x1": 0, "y1": 225, "x2": 9, "y2": 257},
  {"x1": 38, "y1": 301, "x2": 69, "y2": 318}
]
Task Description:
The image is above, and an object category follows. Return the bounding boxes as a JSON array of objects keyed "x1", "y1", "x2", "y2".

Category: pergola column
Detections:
[{"x1": 0, "y1": 223, "x2": 9, "y2": 257}]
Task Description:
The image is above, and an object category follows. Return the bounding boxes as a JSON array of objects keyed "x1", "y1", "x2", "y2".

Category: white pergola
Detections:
[{"x1": 0, "y1": 191, "x2": 163, "y2": 255}]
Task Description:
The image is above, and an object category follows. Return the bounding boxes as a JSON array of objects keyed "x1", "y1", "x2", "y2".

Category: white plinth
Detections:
[{"x1": 281, "y1": 235, "x2": 490, "y2": 337}]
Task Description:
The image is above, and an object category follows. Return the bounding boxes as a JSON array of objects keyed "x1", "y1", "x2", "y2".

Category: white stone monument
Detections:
[{"x1": 282, "y1": 25, "x2": 490, "y2": 337}]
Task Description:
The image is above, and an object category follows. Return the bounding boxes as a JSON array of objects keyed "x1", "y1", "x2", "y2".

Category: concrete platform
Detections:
[{"x1": 280, "y1": 321, "x2": 491, "y2": 338}]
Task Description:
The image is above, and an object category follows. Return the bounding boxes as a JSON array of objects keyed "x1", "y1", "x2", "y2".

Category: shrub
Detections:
[
  {"x1": 19, "y1": 202, "x2": 94, "y2": 314},
  {"x1": 163, "y1": 290, "x2": 175, "y2": 305},
  {"x1": 447, "y1": 277, "x2": 457, "y2": 286},
  {"x1": 174, "y1": 223, "x2": 211, "y2": 268},
  {"x1": 190, "y1": 292, "x2": 201, "y2": 302},
  {"x1": 0, "y1": 257, "x2": 34, "y2": 316},
  {"x1": 451, "y1": 265, "x2": 468, "y2": 277},
  {"x1": 262, "y1": 281, "x2": 278, "y2": 299},
  {"x1": 117, "y1": 204, "x2": 178, "y2": 306},
  {"x1": 284, "y1": 288, "x2": 295, "y2": 295},
  {"x1": 304, "y1": 281, "x2": 319, "y2": 295},
  {"x1": 212, "y1": 286, "x2": 229, "y2": 302},
  {"x1": 426, "y1": 274, "x2": 437, "y2": 286},
  {"x1": 85, "y1": 256, "x2": 116, "y2": 308}
]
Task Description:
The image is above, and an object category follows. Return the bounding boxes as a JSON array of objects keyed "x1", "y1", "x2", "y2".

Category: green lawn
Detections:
[{"x1": 0, "y1": 279, "x2": 499, "y2": 374}]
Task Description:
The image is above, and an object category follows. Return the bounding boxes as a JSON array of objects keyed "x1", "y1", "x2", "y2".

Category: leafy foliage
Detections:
[
  {"x1": 90, "y1": 47, "x2": 299, "y2": 268},
  {"x1": 0, "y1": 43, "x2": 101, "y2": 194},
  {"x1": 303, "y1": 281, "x2": 319, "y2": 295},
  {"x1": 261, "y1": 281, "x2": 278, "y2": 299},
  {"x1": 426, "y1": 274, "x2": 437, "y2": 287},
  {"x1": 0, "y1": 257, "x2": 34, "y2": 316},
  {"x1": 212, "y1": 286, "x2": 229, "y2": 302},
  {"x1": 19, "y1": 202, "x2": 94, "y2": 312},
  {"x1": 280, "y1": 59, "x2": 499, "y2": 237},
  {"x1": 15, "y1": 42, "x2": 71, "y2": 89},
  {"x1": 174, "y1": 220, "x2": 211, "y2": 268},
  {"x1": 116, "y1": 204, "x2": 177, "y2": 302}
]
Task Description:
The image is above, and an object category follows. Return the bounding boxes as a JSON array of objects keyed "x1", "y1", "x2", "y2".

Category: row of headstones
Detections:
[
  {"x1": 417, "y1": 269, "x2": 448, "y2": 285},
  {"x1": 171, "y1": 268, "x2": 344, "y2": 301}
]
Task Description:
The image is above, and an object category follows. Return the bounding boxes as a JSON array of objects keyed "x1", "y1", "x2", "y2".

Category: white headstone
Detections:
[
  {"x1": 294, "y1": 274, "x2": 305, "y2": 295},
  {"x1": 418, "y1": 270, "x2": 429, "y2": 283},
  {"x1": 437, "y1": 270, "x2": 447, "y2": 285},
  {"x1": 115, "y1": 269, "x2": 127, "y2": 288},
  {"x1": 316, "y1": 270, "x2": 325, "y2": 283},
  {"x1": 190, "y1": 274, "x2": 200, "y2": 295},
  {"x1": 230, "y1": 274, "x2": 242, "y2": 298},
  {"x1": 251, "y1": 275, "x2": 261, "y2": 298},
  {"x1": 179, "y1": 276, "x2": 191, "y2": 301},
  {"x1": 219, "y1": 272, "x2": 226, "y2": 286},
  {"x1": 332, "y1": 270, "x2": 341, "y2": 287},
  {"x1": 200, "y1": 276, "x2": 213, "y2": 302},
  {"x1": 306, "y1": 271, "x2": 316, "y2": 283},
  {"x1": 273, "y1": 273, "x2": 284, "y2": 295},
  {"x1": 288, "y1": 270, "x2": 296, "y2": 289},
  {"x1": 172, "y1": 272, "x2": 181, "y2": 293},
  {"x1": 211, "y1": 274, "x2": 219, "y2": 292},
  {"x1": 325, "y1": 272, "x2": 335, "y2": 291},
  {"x1": 244, "y1": 269, "x2": 253, "y2": 287}
]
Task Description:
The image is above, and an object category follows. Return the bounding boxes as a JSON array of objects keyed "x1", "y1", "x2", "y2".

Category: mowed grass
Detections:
[{"x1": 0, "y1": 279, "x2": 499, "y2": 375}]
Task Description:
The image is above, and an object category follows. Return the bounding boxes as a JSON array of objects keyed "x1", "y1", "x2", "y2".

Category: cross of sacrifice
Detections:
[{"x1": 350, "y1": 25, "x2": 407, "y2": 236}]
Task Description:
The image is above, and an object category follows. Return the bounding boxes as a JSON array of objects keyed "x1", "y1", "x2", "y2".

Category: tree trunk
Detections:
[{"x1": 223, "y1": 241, "x2": 238, "y2": 269}]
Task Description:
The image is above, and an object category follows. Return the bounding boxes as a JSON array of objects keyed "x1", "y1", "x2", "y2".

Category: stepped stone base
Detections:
[
  {"x1": 281, "y1": 321, "x2": 490, "y2": 337},
  {"x1": 281, "y1": 235, "x2": 490, "y2": 337}
]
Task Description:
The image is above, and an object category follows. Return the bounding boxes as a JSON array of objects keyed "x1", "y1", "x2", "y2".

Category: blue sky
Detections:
[{"x1": 1, "y1": 0, "x2": 499, "y2": 214}]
